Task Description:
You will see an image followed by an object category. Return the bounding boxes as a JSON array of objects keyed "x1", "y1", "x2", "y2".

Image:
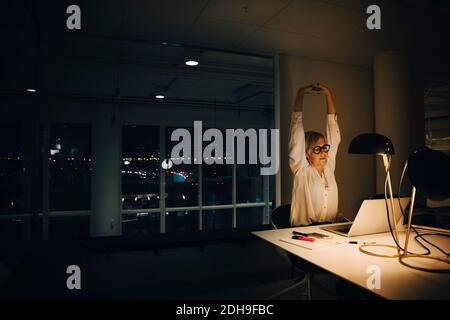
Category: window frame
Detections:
[{"x1": 122, "y1": 124, "x2": 273, "y2": 234}]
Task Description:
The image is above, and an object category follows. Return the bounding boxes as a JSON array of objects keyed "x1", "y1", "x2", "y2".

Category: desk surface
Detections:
[{"x1": 253, "y1": 224, "x2": 450, "y2": 300}]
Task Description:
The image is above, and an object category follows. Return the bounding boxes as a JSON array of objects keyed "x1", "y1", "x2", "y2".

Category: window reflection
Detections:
[
  {"x1": 202, "y1": 209, "x2": 233, "y2": 231},
  {"x1": 122, "y1": 126, "x2": 160, "y2": 209},
  {"x1": 0, "y1": 123, "x2": 22, "y2": 215},
  {"x1": 236, "y1": 164, "x2": 263, "y2": 203},
  {"x1": 49, "y1": 123, "x2": 91, "y2": 211},
  {"x1": 166, "y1": 127, "x2": 198, "y2": 208},
  {"x1": 237, "y1": 207, "x2": 264, "y2": 228},
  {"x1": 122, "y1": 212, "x2": 160, "y2": 236},
  {"x1": 166, "y1": 210, "x2": 198, "y2": 233},
  {"x1": 202, "y1": 128, "x2": 232, "y2": 206},
  {"x1": 203, "y1": 163, "x2": 232, "y2": 206}
]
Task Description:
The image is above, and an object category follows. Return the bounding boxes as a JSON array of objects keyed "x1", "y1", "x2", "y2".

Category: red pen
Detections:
[{"x1": 291, "y1": 235, "x2": 315, "y2": 242}]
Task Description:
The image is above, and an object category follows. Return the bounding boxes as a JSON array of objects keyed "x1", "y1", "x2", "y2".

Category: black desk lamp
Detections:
[
  {"x1": 400, "y1": 147, "x2": 450, "y2": 272},
  {"x1": 349, "y1": 133, "x2": 402, "y2": 257},
  {"x1": 348, "y1": 133, "x2": 395, "y2": 156}
]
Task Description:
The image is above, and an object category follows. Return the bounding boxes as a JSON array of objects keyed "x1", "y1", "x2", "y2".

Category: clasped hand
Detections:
[{"x1": 298, "y1": 83, "x2": 332, "y2": 97}]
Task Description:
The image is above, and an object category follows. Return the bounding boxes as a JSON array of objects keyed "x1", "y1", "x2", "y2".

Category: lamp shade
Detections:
[
  {"x1": 348, "y1": 133, "x2": 395, "y2": 155},
  {"x1": 408, "y1": 147, "x2": 450, "y2": 201}
]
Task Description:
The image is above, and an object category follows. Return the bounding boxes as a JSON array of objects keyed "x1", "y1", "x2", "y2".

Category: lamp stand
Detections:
[
  {"x1": 359, "y1": 154, "x2": 403, "y2": 258},
  {"x1": 403, "y1": 186, "x2": 416, "y2": 254},
  {"x1": 383, "y1": 154, "x2": 401, "y2": 246},
  {"x1": 398, "y1": 186, "x2": 450, "y2": 272}
]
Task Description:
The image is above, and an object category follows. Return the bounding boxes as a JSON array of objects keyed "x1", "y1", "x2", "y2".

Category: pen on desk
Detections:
[
  {"x1": 292, "y1": 231, "x2": 309, "y2": 237},
  {"x1": 348, "y1": 241, "x2": 377, "y2": 244}
]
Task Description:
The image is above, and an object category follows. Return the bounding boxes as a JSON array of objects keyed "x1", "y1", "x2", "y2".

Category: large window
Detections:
[
  {"x1": 121, "y1": 123, "x2": 274, "y2": 234},
  {"x1": 122, "y1": 126, "x2": 160, "y2": 209},
  {"x1": 0, "y1": 123, "x2": 25, "y2": 242},
  {"x1": 2, "y1": 39, "x2": 275, "y2": 240},
  {"x1": 165, "y1": 127, "x2": 199, "y2": 208},
  {"x1": 49, "y1": 123, "x2": 91, "y2": 211},
  {"x1": 166, "y1": 210, "x2": 199, "y2": 233},
  {"x1": 237, "y1": 207, "x2": 265, "y2": 229},
  {"x1": 203, "y1": 163, "x2": 232, "y2": 206},
  {"x1": 236, "y1": 164, "x2": 264, "y2": 204},
  {"x1": 122, "y1": 125, "x2": 160, "y2": 235},
  {"x1": 0, "y1": 123, "x2": 22, "y2": 215},
  {"x1": 49, "y1": 123, "x2": 91, "y2": 240},
  {"x1": 202, "y1": 128, "x2": 233, "y2": 207},
  {"x1": 202, "y1": 209, "x2": 233, "y2": 231}
]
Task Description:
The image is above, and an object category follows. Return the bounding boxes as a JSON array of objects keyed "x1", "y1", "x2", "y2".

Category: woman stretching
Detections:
[{"x1": 289, "y1": 83, "x2": 342, "y2": 226}]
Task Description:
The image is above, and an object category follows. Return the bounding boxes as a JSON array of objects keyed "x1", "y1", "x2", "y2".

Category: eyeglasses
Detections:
[{"x1": 310, "y1": 144, "x2": 331, "y2": 154}]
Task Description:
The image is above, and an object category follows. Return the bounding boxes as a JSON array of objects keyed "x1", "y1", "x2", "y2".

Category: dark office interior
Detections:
[{"x1": 1, "y1": 0, "x2": 450, "y2": 301}]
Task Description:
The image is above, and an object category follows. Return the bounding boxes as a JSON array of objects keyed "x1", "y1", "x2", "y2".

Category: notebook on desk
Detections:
[
  {"x1": 321, "y1": 197, "x2": 411, "y2": 237},
  {"x1": 279, "y1": 237, "x2": 343, "y2": 251}
]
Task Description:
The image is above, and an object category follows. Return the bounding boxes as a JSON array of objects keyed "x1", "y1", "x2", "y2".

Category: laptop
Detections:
[{"x1": 321, "y1": 197, "x2": 411, "y2": 237}]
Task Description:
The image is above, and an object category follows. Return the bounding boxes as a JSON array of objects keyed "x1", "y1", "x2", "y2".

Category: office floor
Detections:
[
  {"x1": 80, "y1": 264, "x2": 341, "y2": 300},
  {"x1": 189, "y1": 272, "x2": 340, "y2": 300},
  {"x1": 1, "y1": 239, "x2": 376, "y2": 300}
]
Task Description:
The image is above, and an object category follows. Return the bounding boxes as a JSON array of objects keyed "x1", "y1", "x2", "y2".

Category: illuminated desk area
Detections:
[{"x1": 253, "y1": 224, "x2": 450, "y2": 300}]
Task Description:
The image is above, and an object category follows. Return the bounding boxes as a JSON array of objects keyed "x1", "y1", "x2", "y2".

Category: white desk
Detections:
[{"x1": 253, "y1": 224, "x2": 450, "y2": 300}]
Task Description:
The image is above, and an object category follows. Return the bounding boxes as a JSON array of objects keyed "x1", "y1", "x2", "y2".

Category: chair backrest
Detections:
[
  {"x1": 271, "y1": 204, "x2": 308, "y2": 270},
  {"x1": 271, "y1": 204, "x2": 292, "y2": 229}
]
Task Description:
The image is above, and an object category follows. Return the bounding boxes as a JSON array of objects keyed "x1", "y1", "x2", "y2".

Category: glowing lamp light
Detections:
[{"x1": 185, "y1": 60, "x2": 199, "y2": 66}]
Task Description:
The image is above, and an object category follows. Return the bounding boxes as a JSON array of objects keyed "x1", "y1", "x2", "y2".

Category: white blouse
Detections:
[{"x1": 288, "y1": 112, "x2": 341, "y2": 226}]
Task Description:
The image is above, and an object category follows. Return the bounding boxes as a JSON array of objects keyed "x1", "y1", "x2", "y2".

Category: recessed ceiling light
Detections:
[
  {"x1": 26, "y1": 88, "x2": 36, "y2": 93},
  {"x1": 185, "y1": 60, "x2": 199, "y2": 66},
  {"x1": 155, "y1": 95, "x2": 165, "y2": 99}
]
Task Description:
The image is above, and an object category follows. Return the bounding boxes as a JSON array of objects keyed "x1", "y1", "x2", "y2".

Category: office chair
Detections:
[{"x1": 267, "y1": 204, "x2": 311, "y2": 300}]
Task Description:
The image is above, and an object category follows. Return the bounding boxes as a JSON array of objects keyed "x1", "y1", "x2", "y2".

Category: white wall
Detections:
[
  {"x1": 278, "y1": 55, "x2": 375, "y2": 219},
  {"x1": 374, "y1": 51, "x2": 425, "y2": 196}
]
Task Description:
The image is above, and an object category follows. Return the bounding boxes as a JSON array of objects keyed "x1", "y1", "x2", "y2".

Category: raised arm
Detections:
[
  {"x1": 316, "y1": 83, "x2": 341, "y2": 171},
  {"x1": 317, "y1": 83, "x2": 336, "y2": 115},
  {"x1": 289, "y1": 85, "x2": 315, "y2": 174}
]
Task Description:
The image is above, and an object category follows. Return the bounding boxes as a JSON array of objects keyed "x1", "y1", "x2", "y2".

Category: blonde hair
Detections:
[{"x1": 305, "y1": 131, "x2": 325, "y2": 153}]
